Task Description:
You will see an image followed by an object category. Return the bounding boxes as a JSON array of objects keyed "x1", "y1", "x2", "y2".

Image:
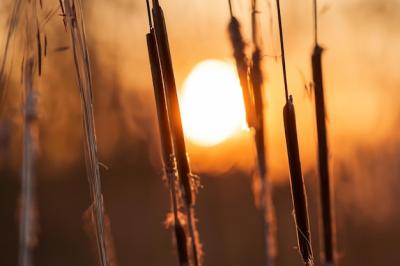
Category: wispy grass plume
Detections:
[{"x1": 311, "y1": 0, "x2": 335, "y2": 264}]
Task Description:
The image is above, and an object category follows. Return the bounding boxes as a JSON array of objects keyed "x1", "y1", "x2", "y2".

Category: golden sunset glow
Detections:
[{"x1": 181, "y1": 60, "x2": 247, "y2": 146}]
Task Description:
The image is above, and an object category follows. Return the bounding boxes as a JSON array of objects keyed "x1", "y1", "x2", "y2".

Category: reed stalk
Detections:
[
  {"x1": 19, "y1": 2, "x2": 42, "y2": 265},
  {"x1": 275, "y1": 0, "x2": 314, "y2": 264},
  {"x1": 146, "y1": 2, "x2": 189, "y2": 264},
  {"x1": 0, "y1": 0, "x2": 23, "y2": 115},
  {"x1": 19, "y1": 56, "x2": 38, "y2": 266},
  {"x1": 248, "y1": 0, "x2": 277, "y2": 265},
  {"x1": 311, "y1": 0, "x2": 335, "y2": 264},
  {"x1": 228, "y1": 0, "x2": 256, "y2": 128},
  {"x1": 62, "y1": 1, "x2": 113, "y2": 265},
  {"x1": 150, "y1": 1, "x2": 202, "y2": 265}
]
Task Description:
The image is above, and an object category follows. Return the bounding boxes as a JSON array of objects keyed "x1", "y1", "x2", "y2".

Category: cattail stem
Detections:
[
  {"x1": 19, "y1": 57, "x2": 37, "y2": 266},
  {"x1": 275, "y1": 0, "x2": 289, "y2": 102},
  {"x1": 283, "y1": 98, "x2": 313, "y2": 265},
  {"x1": 249, "y1": 1, "x2": 277, "y2": 264},
  {"x1": 312, "y1": 1, "x2": 335, "y2": 261},
  {"x1": 150, "y1": 1, "x2": 202, "y2": 265},
  {"x1": 275, "y1": 0, "x2": 314, "y2": 264},
  {"x1": 146, "y1": 23, "x2": 190, "y2": 265},
  {"x1": 228, "y1": 1, "x2": 256, "y2": 128}
]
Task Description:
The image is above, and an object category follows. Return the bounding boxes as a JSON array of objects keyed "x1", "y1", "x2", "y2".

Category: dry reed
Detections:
[
  {"x1": 18, "y1": 2, "x2": 42, "y2": 265},
  {"x1": 149, "y1": 1, "x2": 202, "y2": 265},
  {"x1": 146, "y1": 1, "x2": 189, "y2": 264},
  {"x1": 61, "y1": 1, "x2": 114, "y2": 265},
  {"x1": 0, "y1": 0, "x2": 23, "y2": 115},
  {"x1": 311, "y1": 0, "x2": 335, "y2": 264},
  {"x1": 19, "y1": 57, "x2": 38, "y2": 266},
  {"x1": 248, "y1": 0, "x2": 277, "y2": 264},
  {"x1": 228, "y1": 0, "x2": 256, "y2": 128},
  {"x1": 275, "y1": 0, "x2": 314, "y2": 264}
]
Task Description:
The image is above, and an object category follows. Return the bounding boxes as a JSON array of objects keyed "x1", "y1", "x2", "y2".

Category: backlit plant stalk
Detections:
[
  {"x1": 275, "y1": 0, "x2": 314, "y2": 265},
  {"x1": 150, "y1": 1, "x2": 202, "y2": 265},
  {"x1": 311, "y1": 0, "x2": 335, "y2": 264},
  {"x1": 62, "y1": 1, "x2": 113, "y2": 265},
  {"x1": 228, "y1": 0, "x2": 256, "y2": 128},
  {"x1": 0, "y1": 0, "x2": 23, "y2": 109},
  {"x1": 19, "y1": 59, "x2": 38, "y2": 266},
  {"x1": 19, "y1": 2, "x2": 41, "y2": 265},
  {"x1": 145, "y1": 1, "x2": 189, "y2": 264},
  {"x1": 248, "y1": 0, "x2": 277, "y2": 265}
]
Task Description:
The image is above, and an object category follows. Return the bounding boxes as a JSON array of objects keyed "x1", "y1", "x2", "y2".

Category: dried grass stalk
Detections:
[
  {"x1": 19, "y1": 57, "x2": 39, "y2": 266},
  {"x1": 249, "y1": 0, "x2": 277, "y2": 264},
  {"x1": 18, "y1": 2, "x2": 42, "y2": 265},
  {"x1": 0, "y1": 0, "x2": 24, "y2": 115},
  {"x1": 62, "y1": 1, "x2": 113, "y2": 265}
]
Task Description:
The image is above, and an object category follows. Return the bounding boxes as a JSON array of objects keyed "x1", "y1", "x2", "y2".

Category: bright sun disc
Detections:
[{"x1": 181, "y1": 60, "x2": 246, "y2": 146}]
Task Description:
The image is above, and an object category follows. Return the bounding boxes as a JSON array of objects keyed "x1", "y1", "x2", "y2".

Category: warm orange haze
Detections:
[{"x1": 0, "y1": 0, "x2": 400, "y2": 266}]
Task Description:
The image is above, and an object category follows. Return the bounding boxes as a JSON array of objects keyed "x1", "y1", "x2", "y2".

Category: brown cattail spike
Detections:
[
  {"x1": 151, "y1": 0, "x2": 193, "y2": 207},
  {"x1": 150, "y1": 2, "x2": 202, "y2": 265},
  {"x1": 249, "y1": 0, "x2": 277, "y2": 264},
  {"x1": 312, "y1": 1, "x2": 335, "y2": 264},
  {"x1": 283, "y1": 97, "x2": 313, "y2": 264},
  {"x1": 227, "y1": 1, "x2": 256, "y2": 128},
  {"x1": 146, "y1": 24, "x2": 190, "y2": 265},
  {"x1": 276, "y1": 0, "x2": 314, "y2": 264}
]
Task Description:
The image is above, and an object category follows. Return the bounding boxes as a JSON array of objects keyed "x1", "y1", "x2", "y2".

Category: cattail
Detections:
[
  {"x1": 145, "y1": 2, "x2": 189, "y2": 264},
  {"x1": 275, "y1": 0, "x2": 314, "y2": 264},
  {"x1": 283, "y1": 97, "x2": 313, "y2": 265},
  {"x1": 62, "y1": 1, "x2": 114, "y2": 265},
  {"x1": 311, "y1": 0, "x2": 335, "y2": 264},
  {"x1": 227, "y1": 0, "x2": 256, "y2": 128},
  {"x1": 150, "y1": 1, "x2": 202, "y2": 265},
  {"x1": 248, "y1": 0, "x2": 277, "y2": 264}
]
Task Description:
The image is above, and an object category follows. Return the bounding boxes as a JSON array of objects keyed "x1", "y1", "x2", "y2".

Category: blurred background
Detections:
[{"x1": 1, "y1": 0, "x2": 400, "y2": 265}]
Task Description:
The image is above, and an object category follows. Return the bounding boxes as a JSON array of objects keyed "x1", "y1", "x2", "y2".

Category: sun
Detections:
[{"x1": 181, "y1": 60, "x2": 247, "y2": 146}]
